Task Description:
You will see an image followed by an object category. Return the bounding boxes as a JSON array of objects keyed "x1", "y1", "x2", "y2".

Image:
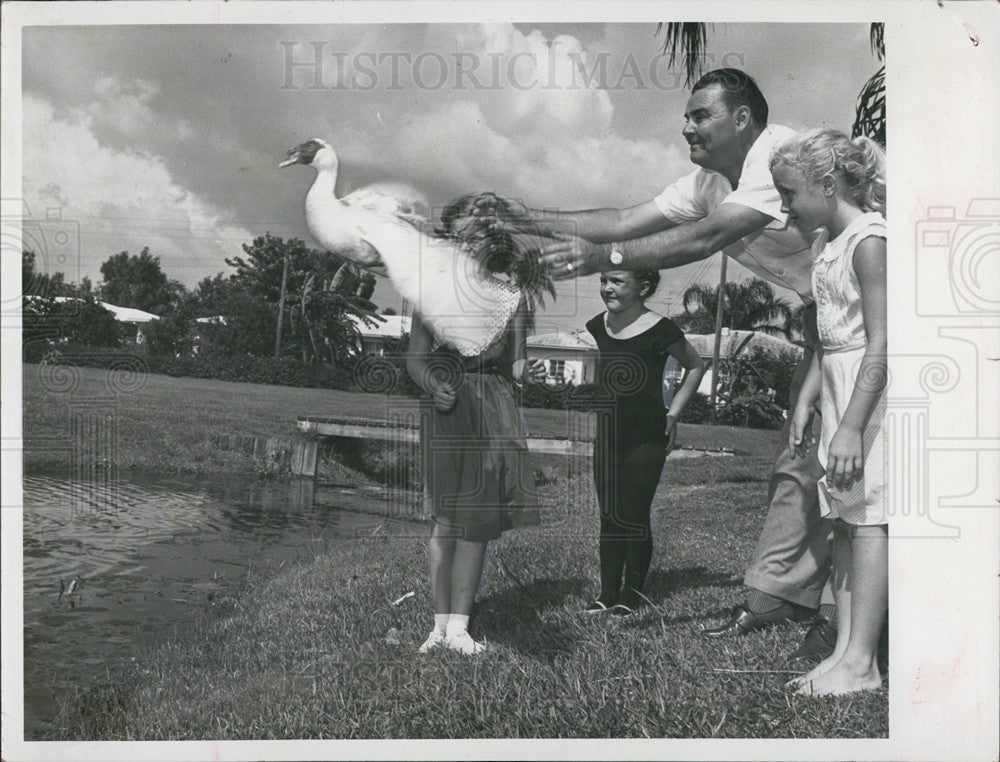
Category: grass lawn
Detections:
[
  {"x1": 22, "y1": 364, "x2": 886, "y2": 740},
  {"x1": 22, "y1": 364, "x2": 780, "y2": 476}
]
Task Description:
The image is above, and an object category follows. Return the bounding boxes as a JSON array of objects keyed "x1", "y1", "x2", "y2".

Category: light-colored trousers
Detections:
[{"x1": 743, "y1": 303, "x2": 835, "y2": 610}]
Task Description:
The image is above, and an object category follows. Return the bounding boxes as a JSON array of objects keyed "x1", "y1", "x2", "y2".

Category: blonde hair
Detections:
[{"x1": 769, "y1": 129, "x2": 886, "y2": 215}]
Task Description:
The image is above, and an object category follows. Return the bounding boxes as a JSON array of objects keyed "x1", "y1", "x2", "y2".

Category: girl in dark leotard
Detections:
[{"x1": 584, "y1": 270, "x2": 705, "y2": 615}]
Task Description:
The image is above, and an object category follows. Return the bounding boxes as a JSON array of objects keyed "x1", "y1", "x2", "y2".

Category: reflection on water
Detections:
[{"x1": 21, "y1": 470, "x2": 424, "y2": 739}]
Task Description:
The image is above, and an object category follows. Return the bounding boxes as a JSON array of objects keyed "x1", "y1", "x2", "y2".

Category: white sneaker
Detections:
[
  {"x1": 418, "y1": 630, "x2": 446, "y2": 653},
  {"x1": 445, "y1": 629, "x2": 487, "y2": 655}
]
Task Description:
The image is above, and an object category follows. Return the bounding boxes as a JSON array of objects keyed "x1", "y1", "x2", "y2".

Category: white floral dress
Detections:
[{"x1": 812, "y1": 212, "x2": 888, "y2": 526}]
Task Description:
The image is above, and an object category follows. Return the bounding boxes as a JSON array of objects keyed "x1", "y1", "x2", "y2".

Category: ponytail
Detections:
[
  {"x1": 770, "y1": 128, "x2": 886, "y2": 215},
  {"x1": 849, "y1": 135, "x2": 886, "y2": 215}
]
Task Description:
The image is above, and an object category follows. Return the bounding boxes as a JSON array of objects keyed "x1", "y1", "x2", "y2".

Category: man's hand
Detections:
[
  {"x1": 473, "y1": 192, "x2": 535, "y2": 234},
  {"x1": 788, "y1": 403, "x2": 816, "y2": 459},
  {"x1": 539, "y1": 231, "x2": 606, "y2": 279}
]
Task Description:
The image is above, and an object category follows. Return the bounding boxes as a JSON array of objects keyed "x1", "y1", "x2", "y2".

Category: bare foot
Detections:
[
  {"x1": 794, "y1": 661, "x2": 882, "y2": 696},
  {"x1": 785, "y1": 652, "x2": 842, "y2": 690}
]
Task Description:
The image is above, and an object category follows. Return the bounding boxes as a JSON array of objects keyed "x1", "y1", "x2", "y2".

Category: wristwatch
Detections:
[{"x1": 609, "y1": 246, "x2": 624, "y2": 266}]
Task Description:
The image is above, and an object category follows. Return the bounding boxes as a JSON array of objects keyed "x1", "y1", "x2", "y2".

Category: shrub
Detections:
[
  {"x1": 716, "y1": 392, "x2": 786, "y2": 430},
  {"x1": 723, "y1": 346, "x2": 802, "y2": 410},
  {"x1": 677, "y1": 391, "x2": 715, "y2": 424},
  {"x1": 27, "y1": 345, "x2": 356, "y2": 391},
  {"x1": 22, "y1": 296, "x2": 121, "y2": 358}
]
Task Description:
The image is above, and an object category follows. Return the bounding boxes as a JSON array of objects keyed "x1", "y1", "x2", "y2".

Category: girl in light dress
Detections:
[
  {"x1": 406, "y1": 194, "x2": 550, "y2": 655},
  {"x1": 770, "y1": 129, "x2": 888, "y2": 696}
]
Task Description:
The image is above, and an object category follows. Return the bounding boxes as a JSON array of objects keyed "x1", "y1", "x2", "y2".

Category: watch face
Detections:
[{"x1": 610, "y1": 249, "x2": 623, "y2": 265}]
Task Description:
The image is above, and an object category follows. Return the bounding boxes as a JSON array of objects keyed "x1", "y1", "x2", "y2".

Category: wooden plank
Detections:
[
  {"x1": 299, "y1": 418, "x2": 420, "y2": 443},
  {"x1": 296, "y1": 416, "x2": 733, "y2": 458},
  {"x1": 291, "y1": 439, "x2": 318, "y2": 477},
  {"x1": 297, "y1": 417, "x2": 589, "y2": 455}
]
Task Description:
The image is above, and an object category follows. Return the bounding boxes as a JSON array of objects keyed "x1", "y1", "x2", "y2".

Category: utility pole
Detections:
[
  {"x1": 709, "y1": 252, "x2": 728, "y2": 415},
  {"x1": 274, "y1": 250, "x2": 289, "y2": 360}
]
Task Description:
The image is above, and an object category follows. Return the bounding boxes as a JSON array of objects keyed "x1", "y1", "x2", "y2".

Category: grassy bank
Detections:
[
  {"x1": 24, "y1": 363, "x2": 885, "y2": 739},
  {"x1": 46, "y1": 454, "x2": 886, "y2": 740},
  {"x1": 22, "y1": 364, "x2": 780, "y2": 478}
]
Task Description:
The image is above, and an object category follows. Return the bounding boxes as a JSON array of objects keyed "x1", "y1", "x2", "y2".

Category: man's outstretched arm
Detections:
[
  {"x1": 475, "y1": 193, "x2": 675, "y2": 243},
  {"x1": 541, "y1": 203, "x2": 773, "y2": 277}
]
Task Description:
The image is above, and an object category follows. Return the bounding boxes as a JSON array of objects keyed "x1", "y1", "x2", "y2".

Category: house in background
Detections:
[
  {"x1": 46, "y1": 296, "x2": 160, "y2": 344},
  {"x1": 349, "y1": 314, "x2": 411, "y2": 356},
  {"x1": 98, "y1": 302, "x2": 160, "y2": 344},
  {"x1": 684, "y1": 328, "x2": 803, "y2": 363},
  {"x1": 349, "y1": 316, "x2": 600, "y2": 385},
  {"x1": 526, "y1": 329, "x2": 598, "y2": 385},
  {"x1": 345, "y1": 319, "x2": 803, "y2": 394},
  {"x1": 684, "y1": 328, "x2": 803, "y2": 397}
]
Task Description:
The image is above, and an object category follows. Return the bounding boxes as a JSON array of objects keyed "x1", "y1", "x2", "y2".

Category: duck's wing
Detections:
[
  {"x1": 354, "y1": 221, "x2": 520, "y2": 357},
  {"x1": 342, "y1": 182, "x2": 429, "y2": 227}
]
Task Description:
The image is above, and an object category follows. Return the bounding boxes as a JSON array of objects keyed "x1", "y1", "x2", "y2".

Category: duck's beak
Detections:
[{"x1": 279, "y1": 149, "x2": 300, "y2": 168}]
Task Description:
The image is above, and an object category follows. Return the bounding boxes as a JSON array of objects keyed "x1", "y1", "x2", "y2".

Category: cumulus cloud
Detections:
[
  {"x1": 22, "y1": 92, "x2": 255, "y2": 288},
  {"x1": 340, "y1": 23, "x2": 690, "y2": 209},
  {"x1": 469, "y1": 24, "x2": 615, "y2": 137}
]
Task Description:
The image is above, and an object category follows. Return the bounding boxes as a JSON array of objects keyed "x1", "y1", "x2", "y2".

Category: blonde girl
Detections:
[{"x1": 769, "y1": 129, "x2": 888, "y2": 696}]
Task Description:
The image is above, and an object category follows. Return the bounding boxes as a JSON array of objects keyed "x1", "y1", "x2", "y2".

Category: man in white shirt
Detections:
[{"x1": 482, "y1": 69, "x2": 836, "y2": 663}]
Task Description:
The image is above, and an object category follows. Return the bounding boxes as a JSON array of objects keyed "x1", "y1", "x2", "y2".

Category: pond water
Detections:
[{"x1": 21, "y1": 470, "x2": 424, "y2": 739}]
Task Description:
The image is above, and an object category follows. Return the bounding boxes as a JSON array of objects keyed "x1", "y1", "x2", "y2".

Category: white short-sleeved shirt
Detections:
[{"x1": 653, "y1": 124, "x2": 814, "y2": 300}]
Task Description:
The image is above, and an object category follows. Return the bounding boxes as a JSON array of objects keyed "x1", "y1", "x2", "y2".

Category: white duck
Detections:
[{"x1": 280, "y1": 138, "x2": 523, "y2": 356}]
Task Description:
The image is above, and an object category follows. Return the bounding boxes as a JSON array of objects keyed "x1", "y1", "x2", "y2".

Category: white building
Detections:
[
  {"x1": 44, "y1": 296, "x2": 160, "y2": 344},
  {"x1": 684, "y1": 328, "x2": 803, "y2": 363},
  {"x1": 685, "y1": 329, "x2": 804, "y2": 397},
  {"x1": 525, "y1": 329, "x2": 597, "y2": 385},
  {"x1": 349, "y1": 314, "x2": 411, "y2": 356}
]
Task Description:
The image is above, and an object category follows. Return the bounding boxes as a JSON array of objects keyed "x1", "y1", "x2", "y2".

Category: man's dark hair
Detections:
[{"x1": 691, "y1": 69, "x2": 769, "y2": 127}]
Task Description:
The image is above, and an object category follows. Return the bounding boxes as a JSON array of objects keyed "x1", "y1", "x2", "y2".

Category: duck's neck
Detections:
[{"x1": 305, "y1": 165, "x2": 339, "y2": 212}]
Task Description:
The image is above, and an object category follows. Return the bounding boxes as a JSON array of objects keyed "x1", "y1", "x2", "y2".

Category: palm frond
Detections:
[
  {"x1": 655, "y1": 22, "x2": 711, "y2": 89},
  {"x1": 870, "y1": 22, "x2": 885, "y2": 62},
  {"x1": 852, "y1": 65, "x2": 886, "y2": 146}
]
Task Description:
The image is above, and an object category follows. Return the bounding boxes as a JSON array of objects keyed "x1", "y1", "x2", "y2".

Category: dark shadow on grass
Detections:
[
  {"x1": 472, "y1": 577, "x2": 589, "y2": 656},
  {"x1": 588, "y1": 567, "x2": 751, "y2": 631},
  {"x1": 645, "y1": 567, "x2": 743, "y2": 600}
]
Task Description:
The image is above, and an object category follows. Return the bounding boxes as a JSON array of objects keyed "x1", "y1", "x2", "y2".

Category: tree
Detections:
[
  {"x1": 22, "y1": 294, "x2": 121, "y2": 354},
  {"x1": 195, "y1": 291, "x2": 278, "y2": 357},
  {"x1": 225, "y1": 234, "x2": 380, "y2": 363},
  {"x1": 23, "y1": 250, "x2": 72, "y2": 297},
  {"x1": 22, "y1": 251, "x2": 121, "y2": 358},
  {"x1": 191, "y1": 273, "x2": 241, "y2": 315},
  {"x1": 98, "y1": 247, "x2": 184, "y2": 315},
  {"x1": 852, "y1": 24, "x2": 886, "y2": 146},
  {"x1": 674, "y1": 278, "x2": 795, "y2": 339}
]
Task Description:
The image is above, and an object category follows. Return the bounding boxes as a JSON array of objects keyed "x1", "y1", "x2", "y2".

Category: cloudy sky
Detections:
[{"x1": 21, "y1": 21, "x2": 878, "y2": 331}]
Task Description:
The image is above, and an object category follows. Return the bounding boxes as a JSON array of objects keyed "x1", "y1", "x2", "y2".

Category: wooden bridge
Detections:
[
  {"x1": 297, "y1": 415, "x2": 593, "y2": 456},
  {"x1": 290, "y1": 414, "x2": 734, "y2": 477}
]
